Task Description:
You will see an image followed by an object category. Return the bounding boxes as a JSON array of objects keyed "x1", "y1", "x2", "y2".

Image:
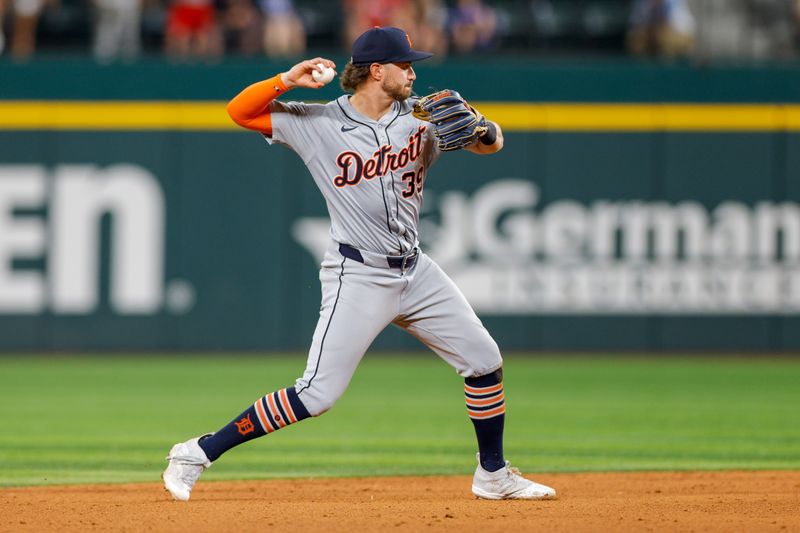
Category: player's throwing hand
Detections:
[{"x1": 281, "y1": 58, "x2": 337, "y2": 90}]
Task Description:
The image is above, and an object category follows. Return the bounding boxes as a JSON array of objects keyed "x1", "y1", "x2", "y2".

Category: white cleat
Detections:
[
  {"x1": 162, "y1": 434, "x2": 213, "y2": 501},
  {"x1": 471, "y1": 454, "x2": 557, "y2": 500}
]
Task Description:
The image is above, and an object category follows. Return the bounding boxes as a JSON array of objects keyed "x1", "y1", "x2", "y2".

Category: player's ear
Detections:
[{"x1": 370, "y1": 63, "x2": 383, "y2": 81}]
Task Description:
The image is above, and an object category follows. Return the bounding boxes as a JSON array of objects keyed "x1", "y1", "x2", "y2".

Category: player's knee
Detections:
[
  {"x1": 465, "y1": 341, "x2": 502, "y2": 379},
  {"x1": 308, "y1": 397, "x2": 337, "y2": 417},
  {"x1": 466, "y1": 367, "x2": 503, "y2": 387},
  {"x1": 294, "y1": 385, "x2": 343, "y2": 417}
]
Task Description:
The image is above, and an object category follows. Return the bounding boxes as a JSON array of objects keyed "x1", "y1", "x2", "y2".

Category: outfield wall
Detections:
[{"x1": 1, "y1": 59, "x2": 800, "y2": 351}]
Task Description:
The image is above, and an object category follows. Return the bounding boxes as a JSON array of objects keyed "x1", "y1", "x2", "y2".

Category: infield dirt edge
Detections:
[{"x1": 3, "y1": 470, "x2": 799, "y2": 532}]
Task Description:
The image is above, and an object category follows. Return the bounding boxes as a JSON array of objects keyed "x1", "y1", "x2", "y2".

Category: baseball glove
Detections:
[{"x1": 413, "y1": 90, "x2": 488, "y2": 151}]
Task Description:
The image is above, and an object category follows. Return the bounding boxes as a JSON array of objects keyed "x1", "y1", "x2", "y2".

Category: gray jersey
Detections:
[{"x1": 265, "y1": 94, "x2": 440, "y2": 255}]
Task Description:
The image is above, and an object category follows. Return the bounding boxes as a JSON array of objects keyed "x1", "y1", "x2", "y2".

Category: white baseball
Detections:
[{"x1": 312, "y1": 63, "x2": 335, "y2": 85}]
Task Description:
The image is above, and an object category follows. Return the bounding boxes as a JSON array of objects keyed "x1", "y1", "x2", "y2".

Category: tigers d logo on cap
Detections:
[{"x1": 350, "y1": 26, "x2": 433, "y2": 66}]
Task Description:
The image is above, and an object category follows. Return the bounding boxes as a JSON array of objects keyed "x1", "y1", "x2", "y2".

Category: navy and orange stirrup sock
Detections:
[
  {"x1": 465, "y1": 369, "x2": 506, "y2": 472},
  {"x1": 198, "y1": 386, "x2": 310, "y2": 462}
]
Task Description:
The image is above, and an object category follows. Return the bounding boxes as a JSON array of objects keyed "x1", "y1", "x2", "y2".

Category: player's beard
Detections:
[{"x1": 383, "y1": 77, "x2": 412, "y2": 101}]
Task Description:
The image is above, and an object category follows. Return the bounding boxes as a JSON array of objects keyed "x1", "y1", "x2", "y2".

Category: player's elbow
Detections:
[
  {"x1": 227, "y1": 100, "x2": 272, "y2": 133},
  {"x1": 226, "y1": 100, "x2": 247, "y2": 127}
]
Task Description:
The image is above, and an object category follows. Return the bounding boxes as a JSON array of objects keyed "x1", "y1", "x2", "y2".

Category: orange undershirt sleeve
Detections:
[{"x1": 226, "y1": 74, "x2": 290, "y2": 135}]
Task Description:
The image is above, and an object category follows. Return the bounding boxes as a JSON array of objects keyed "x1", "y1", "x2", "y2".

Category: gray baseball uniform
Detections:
[
  {"x1": 163, "y1": 29, "x2": 553, "y2": 501},
  {"x1": 266, "y1": 94, "x2": 502, "y2": 416}
]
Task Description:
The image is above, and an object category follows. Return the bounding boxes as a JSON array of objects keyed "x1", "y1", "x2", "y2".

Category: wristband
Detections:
[
  {"x1": 272, "y1": 73, "x2": 289, "y2": 94},
  {"x1": 479, "y1": 121, "x2": 497, "y2": 145}
]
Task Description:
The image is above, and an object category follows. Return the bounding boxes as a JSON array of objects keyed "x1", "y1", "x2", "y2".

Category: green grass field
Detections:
[{"x1": 1, "y1": 354, "x2": 798, "y2": 487}]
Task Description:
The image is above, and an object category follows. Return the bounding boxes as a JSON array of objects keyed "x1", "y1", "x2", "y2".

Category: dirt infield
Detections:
[{"x1": 2, "y1": 471, "x2": 799, "y2": 532}]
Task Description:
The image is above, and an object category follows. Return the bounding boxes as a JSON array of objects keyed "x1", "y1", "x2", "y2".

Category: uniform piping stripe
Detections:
[
  {"x1": 465, "y1": 383, "x2": 503, "y2": 395},
  {"x1": 297, "y1": 256, "x2": 346, "y2": 396},
  {"x1": 279, "y1": 389, "x2": 298, "y2": 424},
  {"x1": 336, "y1": 99, "x2": 404, "y2": 251},
  {"x1": 254, "y1": 397, "x2": 276, "y2": 433},
  {"x1": 398, "y1": 101, "x2": 413, "y2": 117},
  {"x1": 266, "y1": 393, "x2": 287, "y2": 428},
  {"x1": 386, "y1": 104, "x2": 403, "y2": 127},
  {"x1": 384, "y1": 105, "x2": 414, "y2": 252},
  {"x1": 384, "y1": 131, "x2": 401, "y2": 242},
  {"x1": 466, "y1": 392, "x2": 505, "y2": 407},
  {"x1": 468, "y1": 405, "x2": 506, "y2": 419}
]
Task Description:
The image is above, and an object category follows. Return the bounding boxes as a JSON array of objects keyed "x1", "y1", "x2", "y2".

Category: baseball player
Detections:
[{"x1": 163, "y1": 26, "x2": 556, "y2": 502}]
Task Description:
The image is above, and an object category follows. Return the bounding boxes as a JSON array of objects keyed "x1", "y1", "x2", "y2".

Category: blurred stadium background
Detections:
[
  {"x1": 3, "y1": 2, "x2": 800, "y2": 352},
  {"x1": 2, "y1": 0, "x2": 800, "y2": 62},
  {"x1": 1, "y1": 0, "x2": 800, "y2": 487}
]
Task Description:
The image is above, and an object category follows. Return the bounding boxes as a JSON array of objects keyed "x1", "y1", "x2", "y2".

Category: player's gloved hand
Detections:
[
  {"x1": 281, "y1": 58, "x2": 337, "y2": 90},
  {"x1": 413, "y1": 89, "x2": 489, "y2": 151}
]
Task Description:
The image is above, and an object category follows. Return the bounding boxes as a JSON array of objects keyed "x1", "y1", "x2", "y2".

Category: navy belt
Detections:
[{"x1": 339, "y1": 243, "x2": 418, "y2": 269}]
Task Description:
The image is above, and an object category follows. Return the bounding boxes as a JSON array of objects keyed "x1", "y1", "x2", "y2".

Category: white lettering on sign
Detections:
[
  {"x1": 0, "y1": 164, "x2": 191, "y2": 315},
  {"x1": 293, "y1": 179, "x2": 800, "y2": 315},
  {"x1": 0, "y1": 166, "x2": 47, "y2": 313},
  {"x1": 50, "y1": 164, "x2": 165, "y2": 313}
]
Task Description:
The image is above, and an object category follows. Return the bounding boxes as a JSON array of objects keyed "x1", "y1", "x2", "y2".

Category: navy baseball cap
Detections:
[{"x1": 351, "y1": 27, "x2": 433, "y2": 66}]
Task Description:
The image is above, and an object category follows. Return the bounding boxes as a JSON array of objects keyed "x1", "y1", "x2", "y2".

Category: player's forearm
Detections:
[
  {"x1": 226, "y1": 74, "x2": 290, "y2": 133},
  {"x1": 469, "y1": 121, "x2": 504, "y2": 154}
]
